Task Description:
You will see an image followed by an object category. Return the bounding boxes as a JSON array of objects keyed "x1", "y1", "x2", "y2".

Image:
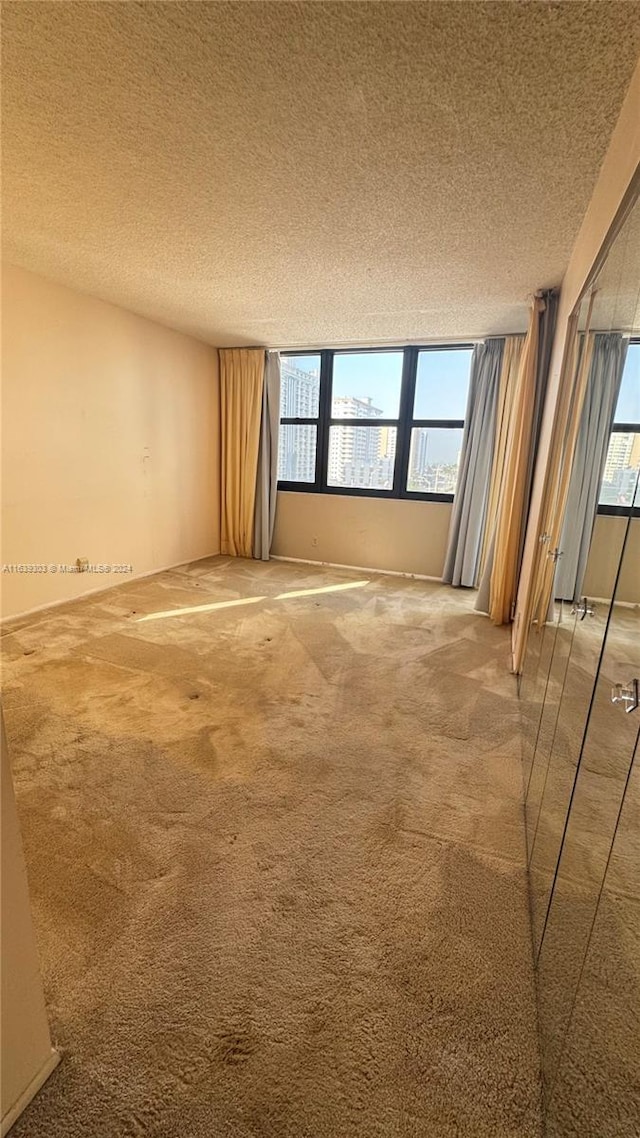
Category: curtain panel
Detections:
[
  {"x1": 478, "y1": 336, "x2": 525, "y2": 582},
  {"x1": 442, "y1": 339, "x2": 503, "y2": 587},
  {"x1": 518, "y1": 288, "x2": 559, "y2": 577},
  {"x1": 253, "y1": 351, "x2": 281, "y2": 561},
  {"x1": 554, "y1": 333, "x2": 628, "y2": 602},
  {"x1": 528, "y1": 300, "x2": 596, "y2": 637},
  {"x1": 220, "y1": 348, "x2": 265, "y2": 558},
  {"x1": 476, "y1": 296, "x2": 547, "y2": 624},
  {"x1": 511, "y1": 311, "x2": 582, "y2": 671}
]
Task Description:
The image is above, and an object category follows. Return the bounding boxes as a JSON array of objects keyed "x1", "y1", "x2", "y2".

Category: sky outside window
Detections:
[
  {"x1": 598, "y1": 345, "x2": 640, "y2": 507},
  {"x1": 414, "y1": 349, "x2": 473, "y2": 420},
  {"x1": 614, "y1": 342, "x2": 640, "y2": 422},
  {"x1": 332, "y1": 352, "x2": 403, "y2": 417}
]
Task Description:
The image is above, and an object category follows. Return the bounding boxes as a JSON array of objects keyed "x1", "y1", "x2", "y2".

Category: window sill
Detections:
[
  {"x1": 277, "y1": 484, "x2": 454, "y2": 503},
  {"x1": 596, "y1": 504, "x2": 640, "y2": 517}
]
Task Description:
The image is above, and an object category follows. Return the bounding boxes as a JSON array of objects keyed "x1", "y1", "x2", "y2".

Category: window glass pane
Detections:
[
  {"x1": 280, "y1": 355, "x2": 321, "y2": 418},
  {"x1": 278, "y1": 424, "x2": 317, "y2": 483},
  {"x1": 613, "y1": 343, "x2": 640, "y2": 424},
  {"x1": 414, "y1": 349, "x2": 472, "y2": 420},
  {"x1": 332, "y1": 352, "x2": 403, "y2": 418},
  {"x1": 599, "y1": 432, "x2": 640, "y2": 507},
  {"x1": 327, "y1": 425, "x2": 396, "y2": 490},
  {"x1": 407, "y1": 427, "x2": 463, "y2": 494}
]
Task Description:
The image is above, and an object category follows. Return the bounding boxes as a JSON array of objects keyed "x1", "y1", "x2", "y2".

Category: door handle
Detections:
[{"x1": 611, "y1": 679, "x2": 639, "y2": 714}]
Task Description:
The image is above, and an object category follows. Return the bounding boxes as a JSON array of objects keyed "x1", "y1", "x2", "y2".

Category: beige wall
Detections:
[
  {"x1": 1, "y1": 265, "x2": 220, "y2": 619},
  {"x1": 583, "y1": 514, "x2": 640, "y2": 604},
  {"x1": 1, "y1": 711, "x2": 58, "y2": 1134},
  {"x1": 272, "y1": 491, "x2": 452, "y2": 578},
  {"x1": 513, "y1": 58, "x2": 640, "y2": 664}
]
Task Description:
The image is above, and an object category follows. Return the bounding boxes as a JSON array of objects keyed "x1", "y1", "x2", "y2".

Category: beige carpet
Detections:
[{"x1": 1, "y1": 557, "x2": 542, "y2": 1137}]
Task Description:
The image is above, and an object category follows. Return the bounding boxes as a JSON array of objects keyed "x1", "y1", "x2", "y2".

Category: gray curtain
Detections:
[
  {"x1": 253, "y1": 351, "x2": 281, "y2": 560},
  {"x1": 442, "y1": 339, "x2": 503, "y2": 587},
  {"x1": 554, "y1": 333, "x2": 628, "y2": 601}
]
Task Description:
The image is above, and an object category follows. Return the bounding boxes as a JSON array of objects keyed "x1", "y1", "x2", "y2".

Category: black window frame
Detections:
[
  {"x1": 597, "y1": 337, "x2": 640, "y2": 517},
  {"x1": 277, "y1": 344, "x2": 473, "y2": 502}
]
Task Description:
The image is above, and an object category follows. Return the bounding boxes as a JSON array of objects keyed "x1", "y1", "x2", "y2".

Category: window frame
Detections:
[
  {"x1": 277, "y1": 343, "x2": 473, "y2": 502},
  {"x1": 597, "y1": 337, "x2": 640, "y2": 517}
]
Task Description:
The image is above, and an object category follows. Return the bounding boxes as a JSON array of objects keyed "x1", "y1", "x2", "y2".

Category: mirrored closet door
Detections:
[
  {"x1": 520, "y1": 184, "x2": 640, "y2": 1136},
  {"x1": 536, "y1": 482, "x2": 639, "y2": 1109}
]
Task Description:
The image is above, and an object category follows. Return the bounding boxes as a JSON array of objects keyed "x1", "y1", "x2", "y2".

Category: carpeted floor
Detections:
[{"x1": 1, "y1": 557, "x2": 542, "y2": 1137}]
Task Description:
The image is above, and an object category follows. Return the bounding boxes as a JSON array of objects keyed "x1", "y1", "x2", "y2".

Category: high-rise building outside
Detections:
[
  {"x1": 603, "y1": 433, "x2": 634, "y2": 482},
  {"x1": 407, "y1": 428, "x2": 461, "y2": 493},
  {"x1": 328, "y1": 396, "x2": 391, "y2": 488},
  {"x1": 600, "y1": 431, "x2": 640, "y2": 506},
  {"x1": 278, "y1": 375, "x2": 465, "y2": 493},
  {"x1": 278, "y1": 359, "x2": 319, "y2": 482}
]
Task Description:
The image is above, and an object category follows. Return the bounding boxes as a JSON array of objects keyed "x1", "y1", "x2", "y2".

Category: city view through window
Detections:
[
  {"x1": 598, "y1": 342, "x2": 640, "y2": 508},
  {"x1": 328, "y1": 352, "x2": 401, "y2": 490},
  {"x1": 277, "y1": 341, "x2": 639, "y2": 507},
  {"x1": 277, "y1": 348, "x2": 473, "y2": 496}
]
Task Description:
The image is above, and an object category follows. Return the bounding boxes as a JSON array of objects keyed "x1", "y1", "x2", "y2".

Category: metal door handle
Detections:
[
  {"x1": 571, "y1": 597, "x2": 595, "y2": 620},
  {"x1": 611, "y1": 679, "x2": 639, "y2": 713}
]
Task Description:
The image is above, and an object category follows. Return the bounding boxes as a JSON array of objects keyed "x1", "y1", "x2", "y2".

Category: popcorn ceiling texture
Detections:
[
  {"x1": 3, "y1": 1, "x2": 640, "y2": 348},
  {"x1": 587, "y1": 195, "x2": 640, "y2": 334}
]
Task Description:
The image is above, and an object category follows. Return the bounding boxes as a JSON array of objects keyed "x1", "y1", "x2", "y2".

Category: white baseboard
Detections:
[
  {"x1": 1, "y1": 551, "x2": 221, "y2": 625},
  {"x1": 2, "y1": 552, "x2": 447, "y2": 626},
  {"x1": 1, "y1": 1049, "x2": 61, "y2": 1137},
  {"x1": 271, "y1": 554, "x2": 442, "y2": 582}
]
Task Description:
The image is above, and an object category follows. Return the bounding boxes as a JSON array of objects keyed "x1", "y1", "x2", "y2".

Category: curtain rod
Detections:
[{"x1": 218, "y1": 334, "x2": 528, "y2": 352}]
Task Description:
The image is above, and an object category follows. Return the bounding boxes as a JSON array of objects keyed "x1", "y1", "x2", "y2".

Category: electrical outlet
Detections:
[
  {"x1": 76, "y1": 557, "x2": 89, "y2": 573},
  {"x1": 311, "y1": 536, "x2": 318, "y2": 548}
]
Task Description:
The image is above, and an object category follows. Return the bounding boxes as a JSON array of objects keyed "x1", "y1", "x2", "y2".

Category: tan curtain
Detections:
[
  {"x1": 486, "y1": 297, "x2": 544, "y2": 623},
  {"x1": 511, "y1": 297, "x2": 595, "y2": 673},
  {"x1": 220, "y1": 348, "x2": 265, "y2": 557},
  {"x1": 529, "y1": 321, "x2": 595, "y2": 628},
  {"x1": 478, "y1": 336, "x2": 525, "y2": 579}
]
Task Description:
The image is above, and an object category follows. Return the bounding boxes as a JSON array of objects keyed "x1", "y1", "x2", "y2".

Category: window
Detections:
[
  {"x1": 328, "y1": 352, "x2": 402, "y2": 491},
  {"x1": 277, "y1": 346, "x2": 473, "y2": 501},
  {"x1": 407, "y1": 349, "x2": 471, "y2": 494},
  {"x1": 598, "y1": 341, "x2": 640, "y2": 514},
  {"x1": 277, "y1": 354, "x2": 320, "y2": 484}
]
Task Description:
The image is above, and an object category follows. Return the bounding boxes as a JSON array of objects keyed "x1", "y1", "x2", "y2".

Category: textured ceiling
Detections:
[
  {"x1": 3, "y1": 1, "x2": 640, "y2": 348},
  {"x1": 587, "y1": 192, "x2": 640, "y2": 334}
]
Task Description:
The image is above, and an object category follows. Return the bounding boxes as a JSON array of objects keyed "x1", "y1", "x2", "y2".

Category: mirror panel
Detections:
[
  {"x1": 519, "y1": 186, "x2": 640, "y2": 1128},
  {"x1": 545, "y1": 741, "x2": 639, "y2": 1138},
  {"x1": 536, "y1": 502, "x2": 639, "y2": 1101},
  {"x1": 526, "y1": 520, "x2": 628, "y2": 951},
  {"x1": 521, "y1": 603, "x2": 562, "y2": 833}
]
